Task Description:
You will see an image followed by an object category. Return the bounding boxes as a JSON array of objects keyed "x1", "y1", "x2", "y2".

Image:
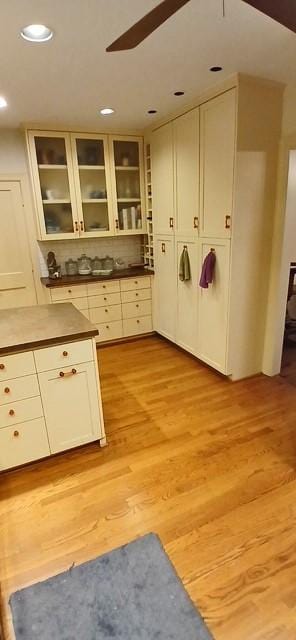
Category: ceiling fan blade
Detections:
[
  {"x1": 106, "y1": 0, "x2": 191, "y2": 52},
  {"x1": 242, "y1": 0, "x2": 296, "y2": 34}
]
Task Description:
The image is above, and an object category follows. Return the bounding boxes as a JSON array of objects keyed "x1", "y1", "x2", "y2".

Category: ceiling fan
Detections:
[{"x1": 106, "y1": 0, "x2": 296, "y2": 52}]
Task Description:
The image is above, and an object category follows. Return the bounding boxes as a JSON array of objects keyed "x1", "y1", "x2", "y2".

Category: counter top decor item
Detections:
[
  {"x1": 78, "y1": 253, "x2": 92, "y2": 275},
  {"x1": 65, "y1": 258, "x2": 78, "y2": 276},
  {"x1": 47, "y1": 251, "x2": 61, "y2": 279},
  {"x1": 91, "y1": 256, "x2": 103, "y2": 276}
]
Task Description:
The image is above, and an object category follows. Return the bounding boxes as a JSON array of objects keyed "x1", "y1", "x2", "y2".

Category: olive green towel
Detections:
[{"x1": 179, "y1": 246, "x2": 191, "y2": 282}]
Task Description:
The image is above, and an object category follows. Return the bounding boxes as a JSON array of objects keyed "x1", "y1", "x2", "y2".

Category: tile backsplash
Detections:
[{"x1": 38, "y1": 236, "x2": 143, "y2": 277}]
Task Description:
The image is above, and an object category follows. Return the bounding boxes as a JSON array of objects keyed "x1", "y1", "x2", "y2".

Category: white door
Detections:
[
  {"x1": 38, "y1": 361, "x2": 102, "y2": 453},
  {"x1": 197, "y1": 238, "x2": 231, "y2": 374},
  {"x1": 200, "y1": 89, "x2": 236, "y2": 238},
  {"x1": 152, "y1": 123, "x2": 175, "y2": 235},
  {"x1": 0, "y1": 181, "x2": 37, "y2": 309},
  {"x1": 175, "y1": 109, "x2": 199, "y2": 236},
  {"x1": 154, "y1": 236, "x2": 176, "y2": 341},
  {"x1": 176, "y1": 238, "x2": 199, "y2": 355}
]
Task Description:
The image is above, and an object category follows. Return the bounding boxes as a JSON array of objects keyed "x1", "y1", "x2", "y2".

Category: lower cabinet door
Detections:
[
  {"x1": 38, "y1": 361, "x2": 102, "y2": 453},
  {"x1": 154, "y1": 236, "x2": 176, "y2": 341},
  {"x1": 197, "y1": 238, "x2": 231, "y2": 374},
  {"x1": 96, "y1": 320, "x2": 123, "y2": 343},
  {"x1": 176, "y1": 238, "x2": 199, "y2": 355},
  {"x1": 123, "y1": 316, "x2": 152, "y2": 337},
  {"x1": 0, "y1": 418, "x2": 50, "y2": 471}
]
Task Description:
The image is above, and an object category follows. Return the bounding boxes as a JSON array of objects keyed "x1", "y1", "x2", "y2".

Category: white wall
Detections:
[
  {"x1": 0, "y1": 129, "x2": 29, "y2": 173},
  {"x1": 282, "y1": 86, "x2": 296, "y2": 137}
]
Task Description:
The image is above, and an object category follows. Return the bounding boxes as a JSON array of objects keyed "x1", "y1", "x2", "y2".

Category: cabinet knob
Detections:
[
  {"x1": 115, "y1": 219, "x2": 119, "y2": 229},
  {"x1": 63, "y1": 350, "x2": 68, "y2": 357},
  {"x1": 0, "y1": 364, "x2": 5, "y2": 370},
  {"x1": 137, "y1": 320, "x2": 140, "y2": 324},
  {"x1": 106, "y1": 325, "x2": 109, "y2": 329},
  {"x1": 103, "y1": 285, "x2": 106, "y2": 289},
  {"x1": 13, "y1": 430, "x2": 19, "y2": 438},
  {"x1": 4, "y1": 387, "x2": 10, "y2": 394},
  {"x1": 134, "y1": 281, "x2": 138, "y2": 285},
  {"x1": 105, "y1": 309, "x2": 108, "y2": 313},
  {"x1": 75, "y1": 221, "x2": 79, "y2": 232},
  {"x1": 136, "y1": 304, "x2": 139, "y2": 308},
  {"x1": 104, "y1": 297, "x2": 107, "y2": 301},
  {"x1": 68, "y1": 289, "x2": 72, "y2": 294},
  {"x1": 80, "y1": 220, "x2": 84, "y2": 231},
  {"x1": 9, "y1": 409, "x2": 15, "y2": 416},
  {"x1": 72, "y1": 368, "x2": 77, "y2": 375},
  {"x1": 135, "y1": 293, "x2": 139, "y2": 297}
]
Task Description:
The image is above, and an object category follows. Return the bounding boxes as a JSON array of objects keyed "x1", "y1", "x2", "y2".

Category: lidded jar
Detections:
[
  {"x1": 65, "y1": 258, "x2": 78, "y2": 276},
  {"x1": 92, "y1": 256, "x2": 103, "y2": 275},
  {"x1": 77, "y1": 253, "x2": 92, "y2": 275}
]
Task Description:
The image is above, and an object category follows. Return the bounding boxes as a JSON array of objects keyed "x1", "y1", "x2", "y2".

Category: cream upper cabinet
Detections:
[
  {"x1": 0, "y1": 180, "x2": 37, "y2": 309},
  {"x1": 174, "y1": 109, "x2": 199, "y2": 236},
  {"x1": 200, "y1": 89, "x2": 236, "y2": 238},
  {"x1": 154, "y1": 236, "x2": 176, "y2": 341},
  {"x1": 176, "y1": 238, "x2": 199, "y2": 355},
  {"x1": 27, "y1": 131, "x2": 79, "y2": 240},
  {"x1": 152, "y1": 123, "x2": 174, "y2": 235},
  {"x1": 71, "y1": 133, "x2": 114, "y2": 237},
  {"x1": 109, "y1": 136, "x2": 146, "y2": 235},
  {"x1": 197, "y1": 238, "x2": 231, "y2": 374}
]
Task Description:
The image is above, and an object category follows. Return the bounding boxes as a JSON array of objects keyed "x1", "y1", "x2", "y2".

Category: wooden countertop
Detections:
[
  {"x1": 41, "y1": 267, "x2": 154, "y2": 288},
  {"x1": 0, "y1": 304, "x2": 98, "y2": 355}
]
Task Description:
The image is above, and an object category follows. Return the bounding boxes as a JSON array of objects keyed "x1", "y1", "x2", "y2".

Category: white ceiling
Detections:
[{"x1": 1, "y1": 0, "x2": 296, "y2": 131}]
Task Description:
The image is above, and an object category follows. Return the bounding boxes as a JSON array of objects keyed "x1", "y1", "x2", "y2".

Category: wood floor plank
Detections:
[{"x1": 1, "y1": 335, "x2": 296, "y2": 639}]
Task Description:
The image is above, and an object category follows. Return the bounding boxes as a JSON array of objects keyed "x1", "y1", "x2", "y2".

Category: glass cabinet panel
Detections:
[
  {"x1": 32, "y1": 135, "x2": 76, "y2": 236},
  {"x1": 72, "y1": 136, "x2": 111, "y2": 235},
  {"x1": 113, "y1": 140, "x2": 144, "y2": 232}
]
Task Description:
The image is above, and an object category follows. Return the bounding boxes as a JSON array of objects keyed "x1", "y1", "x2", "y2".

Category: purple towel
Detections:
[{"x1": 199, "y1": 250, "x2": 216, "y2": 288}]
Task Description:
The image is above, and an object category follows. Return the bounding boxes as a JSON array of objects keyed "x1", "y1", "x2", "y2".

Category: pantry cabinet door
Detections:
[
  {"x1": 27, "y1": 130, "x2": 79, "y2": 240},
  {"x1": 176, "y1": 238, "x2": 198, "y2": 355},
  {"x1": 109, "y1": 136, "x2": 146, "y2": 235},
  {"x1": 38, "y1": 361, "x2": 102, "y2": 453},
  {"x1": 197, "y1": 238, "x2": 231, "y2": 374},
  {"x1": 151, "y1": 123, "x2": 175, "y2": 235},
  {"x1": 71, "y1": 133, "x2": 114, "y2": 237},
  {"x1": 200, "y1": 90, "x2": 236, "y2": 238},
  {"x1": 174, "y1": 109, "x2": 199, "y2": 236},
  {"x1": 154, "y1": 236, "x2": 176, "y2": 341}
]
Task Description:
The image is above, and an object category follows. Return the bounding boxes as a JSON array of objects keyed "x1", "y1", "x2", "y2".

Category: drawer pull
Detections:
[
  {"x1": 104, "y1": 297, "x2": 107, "y2": 301},
  {"x1": 75, "y1": 221, "x2": 79, "y2": 232},
  {"x1": 63, "y1": 351, "x2": 68, "y2": 357},
  {"x1": 59, "y1": 368, "x2": 77, "y2": 378},
  {"x1": 4, "y1": 387, "x2": 10, "y2": 394},
  {"x1": 169, "y1": 217, "x2": 174, "y2": 229},
  {"x1": 137, "y1": 320, "x2": 140, "y2": 324},
  {"x1": 13, "y1": 430, "x2": 19, "y2": 438},
  {"x1": 103, "y1": 285, "x2": 106, "y2": 289},
  {"x1": 135, "y1": 293, "x2": 139, "y2": 297},
  {"x1": 193, "y1": 216, "x2": 199, "y2": 229},
  {"x1": 0, "y1": 364, "x2": 5, "y2": 370},
  {"x1": 134, "y1": 281, "x2": 138, "y2": 285},
  {"x1": 136, "y1": 304, "x2": 139, "y2": 308},
  {"x1": 106, "y1": 325, "x2": 109, "y2": 329},
  {"x1": 68, "y1": 289, "x2": 72, "y2": 294},
  {"x1": 9, "y1": 409, "x2": 15, "y2": 416},
  {"x1": 225, "y1": 214, "x2": 231, "y2": 229},
  {"x1": 105, "y1": 309, "x2": 108, "y2": 313}
]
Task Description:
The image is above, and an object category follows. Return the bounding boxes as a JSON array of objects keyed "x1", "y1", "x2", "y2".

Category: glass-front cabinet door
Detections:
[
  {"x1": 110, "y1": 137, "x2": 146, "y2": 234},
  {"x1": 71, "y1": 134, "x2": 113, "y2": 236},
  {"x1": 27, "y1": 131, "x2": 79, "y2": 240}
]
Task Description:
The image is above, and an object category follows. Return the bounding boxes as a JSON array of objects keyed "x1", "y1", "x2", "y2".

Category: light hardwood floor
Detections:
[{"x1": 1, "y1": 335, "x2": 296, "y2": 639}]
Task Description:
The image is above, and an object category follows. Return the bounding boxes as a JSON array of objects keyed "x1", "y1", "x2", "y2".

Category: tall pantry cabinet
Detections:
[{"x1": 151, "y1": 75, "x2": 283, "y2": 380}]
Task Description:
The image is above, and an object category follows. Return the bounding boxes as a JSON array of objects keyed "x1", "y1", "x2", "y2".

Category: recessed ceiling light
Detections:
[
  {"x1": 210, "y1": 66, "x2": 223, "y2": 72},
  {"x1": 100, "y1": 108, "x2": 114, "y2": 115},
  {"x1": 21, "y1": 24, "x2": 53, "y2": 42},
  {"x1": 147, "y1": 109, "x2": 157, "y2": 114},
  {"x1": 174, "y1": 91, "x2": 184, "y2": 96},
  {"x1": 0, "y1": 96, "x2": 8, "y2": 109}
]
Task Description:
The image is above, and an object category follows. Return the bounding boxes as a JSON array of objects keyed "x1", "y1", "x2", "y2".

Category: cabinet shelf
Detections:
[
  {"x1": 38, "y1": 164, "x2": 67, "y2": 170},
  {"x1": 117, "y1": 198, "x2": 141, "y2": 203},
  {"x1": 82, "y1": 199, "x2": 108, "y2": 204},
  {"x1": 42, "y1": 199, "x2": 71, "y2": 204},
  {"x1": 78, "y1": 165, "x2": 105, "y2": 170},
  {"x1": 115, "y1": 166, "x2": 139, "y2": 171}
]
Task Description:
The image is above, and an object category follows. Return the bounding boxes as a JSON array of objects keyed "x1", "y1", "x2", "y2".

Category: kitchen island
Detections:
[{"x1": 0, "y1": 303, "x2": 106, "y2": 472}]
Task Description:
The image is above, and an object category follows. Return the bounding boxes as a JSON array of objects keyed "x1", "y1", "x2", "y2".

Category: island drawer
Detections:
[
  {"x1": 87, "y1": 281, "x2": 120, "y2": 296},
  {"x1": 50, "y1": 285, "x2": 87, "y2": 302},
  {"x1": 121, "y1": 289, "x2": 151, "y2": 303},
  {"x1": 0, "y1": 418, "x2": 50, "y2": 471},
  {"x1": 0, "y1": 396, "x2": 43, "y2": 429},
  {"x1": 88, "y1": 292, "x2": 121, "y2": 308},
  {"x1": 95, "y1": 321, "x2": 123, "y2": 343},
  {"x1": 34, "y1": 339, "x2": 93, "y2": 373},
  {"x1": 120, "y1": 277, "x2": 151, "y2": 292},
  {"x1": 123, "y1": 316, "x2": 153, "y2": 337},
  {"x1": 89, "y1": 305, "x2": 122, "y2": 324},
  {"x1": 0, "y1": 375, "x2": 40, "y2": 406},
  {"x1": 52, "y1": 297, "x2": 88, "y2": 311},
  {"x1": 0, "y1": 352, "x2": 35, "y2": 382},
  {"x1": 122, "y1": 300, "x2": 152, "y2": 319}
]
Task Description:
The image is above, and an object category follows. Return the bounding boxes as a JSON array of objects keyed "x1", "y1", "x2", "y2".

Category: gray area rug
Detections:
[{"x1": 10, "y1": 533, "x2": 214, "y2": 639}]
